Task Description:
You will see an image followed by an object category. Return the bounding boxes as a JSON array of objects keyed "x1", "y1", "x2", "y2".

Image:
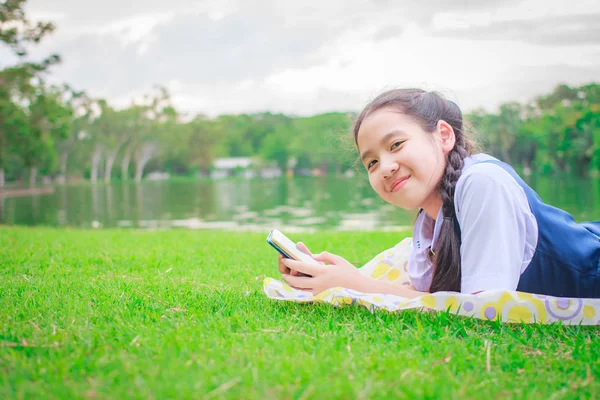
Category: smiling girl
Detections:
[{"x1": 279, "y1": 89, "x2": 600, "y2": 299}]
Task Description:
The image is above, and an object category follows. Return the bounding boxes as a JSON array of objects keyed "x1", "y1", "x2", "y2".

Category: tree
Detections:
[
  {"x1": 1, "y1": 0, "x2": 61, "y2": 187},
  {"x1": 91, "y1": 100, "x2": 129, "y2": 183},
  {"x1": 130, "y1": 86, "x2": 172, "y2": 182},
  {"x1": 216, "y1": 114, "x2": 254, "y2": 157},
  {"x1": 0, "y1": 67, "x2": 29, "y2": 186},
  {"x1": 56, "y1": 90, "x2": 94, "y2": 182},
  {"x1": 185, "y1": 116, "x2": 221, "y2": 175},
  {"x1": 289, "y1": 112, "x2": 354, "y2": 175},
  {"x1": 535, "y1": 84, "x2": 579, "y2": 112},
  {"x1": 0, "y1": 0, "x2": 57, "y2": 61},
  {"x1": 0, "y1": 78, "x2": 29, "y2": 186},
  {"x1": 13, "y1": 82, "x2": 72, "y2": 186},
  {"x1": 260, "y1": 123, "x2": 291, "y2": 172},
  {"x1": 119, "y1": 105, "x2": 146, "y2": 181}
]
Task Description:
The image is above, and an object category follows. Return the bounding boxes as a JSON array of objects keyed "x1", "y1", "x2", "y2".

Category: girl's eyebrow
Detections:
[{"x1": 360, "y1": 130, "x2": 406, "y2": 162}]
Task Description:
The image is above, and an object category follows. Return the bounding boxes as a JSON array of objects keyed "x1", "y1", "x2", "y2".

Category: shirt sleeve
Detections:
[{"x1": 455, "y1": 164, "x2": 529, "y2": 293}]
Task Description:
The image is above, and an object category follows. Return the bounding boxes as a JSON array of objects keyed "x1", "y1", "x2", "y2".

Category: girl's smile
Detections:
[{"x1": 390, "y1": 175, "x2": 410, "y2": 192}]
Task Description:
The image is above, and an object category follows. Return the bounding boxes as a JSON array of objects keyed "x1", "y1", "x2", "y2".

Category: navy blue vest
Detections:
[{"x1": 458, "y1": 160, "x2": 600, "y2": 298}]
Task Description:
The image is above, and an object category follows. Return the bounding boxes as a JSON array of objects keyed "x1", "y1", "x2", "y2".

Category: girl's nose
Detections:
[{"x1": 381, "y1": 159, "x2": 398, "y2": 179}]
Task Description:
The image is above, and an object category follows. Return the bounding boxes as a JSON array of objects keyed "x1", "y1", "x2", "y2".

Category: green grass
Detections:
[{"x1": 1, "y1": 227, "x2": 598, "y2": 399}]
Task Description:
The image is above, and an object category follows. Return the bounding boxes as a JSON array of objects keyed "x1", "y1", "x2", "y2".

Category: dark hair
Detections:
[{"x1": 352, "y1": 89, "x2": 478, "y2": 293}]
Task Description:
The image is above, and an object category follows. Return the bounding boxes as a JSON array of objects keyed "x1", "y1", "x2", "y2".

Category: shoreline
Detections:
[{"x1": 0, "y1": 186, "x2": 55, "y2": 198}]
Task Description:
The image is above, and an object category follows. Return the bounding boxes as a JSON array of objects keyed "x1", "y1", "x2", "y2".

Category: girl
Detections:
[{"x1": 279, "y1": 89, "x2": 600, "y2": 299}]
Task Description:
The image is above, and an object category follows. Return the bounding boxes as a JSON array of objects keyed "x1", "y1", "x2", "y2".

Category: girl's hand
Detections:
[
  {"x1": 280, "y1": 251, "x2": 364, "y2": 295},
  {"x1": 277, "y1": 242, "x2": 312, "y2": 277}
]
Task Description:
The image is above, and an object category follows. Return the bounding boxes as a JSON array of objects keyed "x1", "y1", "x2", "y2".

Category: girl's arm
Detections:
[
  {"x1": 352, "y1": 276, "x2": 427, "y2": 298},
  {"x1": 281, "y1": 253, "x2": 428, "y2": 298}
]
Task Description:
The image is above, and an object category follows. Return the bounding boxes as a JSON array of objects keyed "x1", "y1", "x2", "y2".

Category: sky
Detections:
[{"x1": 3, "y1": 0, "x2": 600, "y2": 117}]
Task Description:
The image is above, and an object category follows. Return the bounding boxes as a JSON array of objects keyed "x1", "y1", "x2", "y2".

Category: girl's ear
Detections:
[{"x1": 436, "y1": 120, "x2": 456, "y2": 155}]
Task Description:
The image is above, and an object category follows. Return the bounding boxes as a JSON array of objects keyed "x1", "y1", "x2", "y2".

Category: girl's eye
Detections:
[
  {"x1": 391, "y1": 141, "x2": 404, "y2": 150},
  {"x1": 367, "y1": 160, "x2": 377, "y2": 170}
]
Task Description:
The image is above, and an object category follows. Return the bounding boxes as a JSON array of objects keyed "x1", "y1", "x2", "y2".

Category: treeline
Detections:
[
  {"x1": 1, "y1": 1, "x2": 599, "y2": 188},
  {"x1": 1, "y1": 81, "x2": 359, "y2": 185},
  {"x1": 469, "y1": 83, "x2": 600, "y2": 176}
]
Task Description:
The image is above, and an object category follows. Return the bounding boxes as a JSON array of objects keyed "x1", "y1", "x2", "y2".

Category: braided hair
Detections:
[{"x1": 352, "y1": 89, "x2": 477, "y2": 292}]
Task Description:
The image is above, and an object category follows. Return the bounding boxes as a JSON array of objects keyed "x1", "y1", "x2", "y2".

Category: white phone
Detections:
[{"x1": 266, "y1": 229, "x2": 320, "y2": 265}]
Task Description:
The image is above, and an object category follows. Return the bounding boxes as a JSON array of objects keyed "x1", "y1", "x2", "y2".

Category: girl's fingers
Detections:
[
  {"x1": 278, "y1": 254, "x2": 291, "y2": 274},
  {"x1": 313, "y1": 251, "x2": 345, "y2": 265},
  {"x1": 296, "y1": 242, "x2": 313, "y2": 256},
  {"x1": 281, "y1": 258, "x2": 322, "y2": 277},
  {"x1": 282, "y1": 274, "x2": 313, "y2": 290},
  {"x1": 278, "y1": 263, "x2": 290, "y2": 274}
]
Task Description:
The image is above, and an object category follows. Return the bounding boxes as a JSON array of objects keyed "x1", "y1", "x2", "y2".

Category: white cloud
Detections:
[{"x1": 9, "y1": 0, "x2": 600, "y2": 116}]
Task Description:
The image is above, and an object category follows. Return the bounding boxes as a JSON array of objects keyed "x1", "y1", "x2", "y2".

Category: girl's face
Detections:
[{"x1": 356, "y1": 107, "x2": 455, "y2": 217}]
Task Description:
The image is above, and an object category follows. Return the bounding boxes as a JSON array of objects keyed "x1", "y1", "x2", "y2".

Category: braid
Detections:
[
  {"x1": 429, "y1": 123, "x2": 469, "y2": 293},
  {"x1": 439, "y1": 146, "x2": 467, "y2": 217}
]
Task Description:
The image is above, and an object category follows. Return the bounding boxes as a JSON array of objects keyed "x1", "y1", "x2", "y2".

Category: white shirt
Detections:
[{"x1": 408, "y1": 154, "x2": 539, "y2": 293}]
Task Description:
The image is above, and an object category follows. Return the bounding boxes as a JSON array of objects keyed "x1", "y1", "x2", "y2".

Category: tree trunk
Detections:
[
  {"x1": 0, "y1": 125, "x2": 5, "y2": 188},
  {"x1": 135, "y1": 166, "x2": 142, "y2": 182},
  {"x1": 575, "y1": 156, "x2": 592, "y2": 177},
  {"x1": 121, "y1": 146, "x2": 132, "y2": 181},
  {"x1": 104, "y1": 151, "x2": 117, "y2": 184},
  {"x1": 134, "y1": 158, "x2": 145, "y2": 182},
  {"x1": 0, "y1": 195, "x2": 5, "y2": 222},
  {"x1": 29, "y1": 167, "x2": 37, "y2": 187},
  {"x1": 91, "y1": 145, "x2": 103, "y2": 184},
  {"x1": 134, "y1": 142, "x2": 158, "y2": 182},
  {"x1": 105, "y1": 139, "x2": 127, "y2": 183},
  {"x1": 59, "y1": 151, "x2": 68, "y2": 184}
]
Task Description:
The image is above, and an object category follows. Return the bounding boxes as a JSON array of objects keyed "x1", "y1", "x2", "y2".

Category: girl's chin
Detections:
[
  {"x1": 386, "y1": 197, "x2": 417, "y2": 210},
  {"x1": 396, "y1": 203, "x2": 418, "y2": 211}
]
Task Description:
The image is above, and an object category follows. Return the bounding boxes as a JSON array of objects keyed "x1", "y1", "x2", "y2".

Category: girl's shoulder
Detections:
[
  {"x1": 459, "y1": 153, "x2": 518, "y2": 187},
  {"x1": 456, "y1": 153, "x2": 529, "y2": 210}
]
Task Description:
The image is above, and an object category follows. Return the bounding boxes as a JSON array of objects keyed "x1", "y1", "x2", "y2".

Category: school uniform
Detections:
[{"x1": 408, "y1": 153, "x2": 600, "y2": 298}]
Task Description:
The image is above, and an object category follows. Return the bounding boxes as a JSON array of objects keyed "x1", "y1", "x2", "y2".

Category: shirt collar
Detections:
[
  {"x1": 431, "y1": 207, "x2": 444, "y2": 250},
  {"x1": 408, "y1": 207, "x2": 444, "y2": 291},
  {"x1": 414, "y1": 207, "x2": 444, "y2": 251}
]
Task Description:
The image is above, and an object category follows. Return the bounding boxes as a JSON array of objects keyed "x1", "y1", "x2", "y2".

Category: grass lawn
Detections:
[{"x1": 1, "y1": 227, "x2": 598, "y2": 399}]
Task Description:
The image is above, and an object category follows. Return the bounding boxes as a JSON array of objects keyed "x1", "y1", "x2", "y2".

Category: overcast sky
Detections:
[{"x1": 3, "y1": 0, "x2": 600, "y2": 117}]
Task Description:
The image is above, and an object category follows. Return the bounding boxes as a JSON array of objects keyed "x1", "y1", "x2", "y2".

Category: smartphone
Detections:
[{"x1": 267, "y1": 229, "x2": 320, "y2": 266}]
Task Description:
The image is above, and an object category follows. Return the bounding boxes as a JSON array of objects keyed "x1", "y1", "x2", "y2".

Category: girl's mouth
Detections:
[{"x1": 390, "y1": 176, "x2": 410, "y2": 192}]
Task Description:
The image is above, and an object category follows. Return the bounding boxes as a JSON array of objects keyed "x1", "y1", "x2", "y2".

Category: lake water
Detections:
[{"x1": 2, "y1": 175, "x2": 600, "y2": 231}]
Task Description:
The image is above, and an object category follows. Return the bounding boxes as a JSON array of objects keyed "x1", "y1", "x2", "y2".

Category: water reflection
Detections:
[
  {"x1": 0, "y1": 195, "x2": 4, "y2": 222},
  {"x1": 92, "y1": 184, "x2": 101, "y2": 224},
  {"x1": 58, "y1": 185, "x2": 67, "y2": 226},
  {"x1": 2, "y1": 175, "x2": 600, "y2": 231}
]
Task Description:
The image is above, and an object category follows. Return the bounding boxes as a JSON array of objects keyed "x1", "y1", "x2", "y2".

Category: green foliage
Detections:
[
  {"x1": 468, "y1": 83, "x2": 600, "y2": 177},
  {"x1": 20, "y1": 84, "x2": 73, "y2": 168},
  {"x1": 1, "y1": 0, "x2": 62, "y2": 184},
  {"x1": 0, "y1": 0, "x2": 56, "y2": 58}
]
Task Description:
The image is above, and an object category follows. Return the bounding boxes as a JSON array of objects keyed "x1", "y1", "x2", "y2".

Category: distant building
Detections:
[
  {"x1": 213, "y1": 157, "x2": 253, "y2": 170},
  {"x1": 146, "y1": 171, "x2": 170, "y2": 181},
  {"x1": 209, "y1": 157, "x2": 285, "y2": 179},
  {"x1": 211, "y1": 157, "x2": 253, "y2": 179}
]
